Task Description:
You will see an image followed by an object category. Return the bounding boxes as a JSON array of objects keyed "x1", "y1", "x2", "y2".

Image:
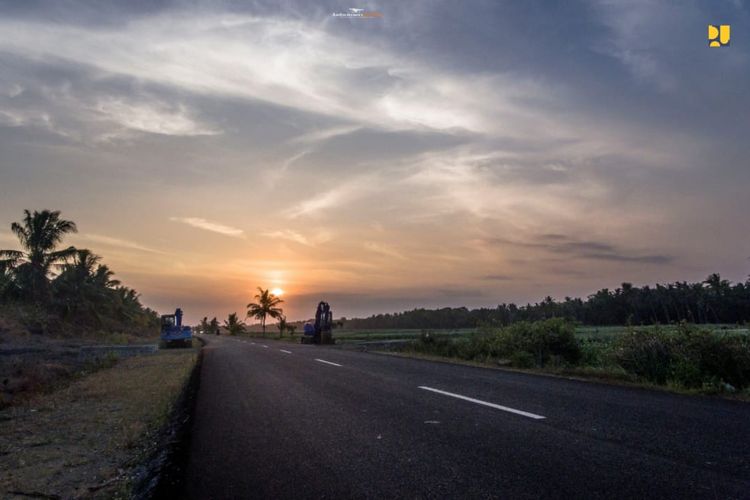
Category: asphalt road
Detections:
[{"x1": 184, "y1": 336, "x2": 750, "y2": 499}]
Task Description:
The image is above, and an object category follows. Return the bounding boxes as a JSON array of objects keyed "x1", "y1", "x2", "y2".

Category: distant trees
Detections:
[
  {"x1": 224, "y1": 313, "x2": 246, "y2": 336},
  {"x1": 246, "y1": 287, "x2": 284, "y2": 336},
  {"x1": 0, "y1": 209, "x2": 158, "y2": 334},
  {"x1": 209, "y1": 317, "x2": 219, "y2": 334},
  {"x1": 345, "y1": 275, "x2": 750, "y2": 329}
]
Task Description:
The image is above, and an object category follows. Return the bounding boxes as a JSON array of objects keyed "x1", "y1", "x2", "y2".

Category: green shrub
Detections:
[
  {"x1": 614, "y1": 327, "x2": 672, "y2": 384},
  {"x1": 493, "y1": 318, "x2": 581, "y2": 368},
  {"x1": 407, "y1": 319, "x2": 582, "y2": 368},
  {"x1": 510, "y1": 351, "x2": 535, "y2": 368},
  {"x1": 670, "y1": 324, "x2": 750, "y2": 389},
  {"x1": 613, "y1": 324, "x2": 750, "y2": 389},
  {"x1": 410, "y1": 330, "x2": 458, "y2": 357}
]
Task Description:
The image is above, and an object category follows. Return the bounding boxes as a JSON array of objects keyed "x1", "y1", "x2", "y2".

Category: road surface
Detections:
[{"x1": 184, "y1": 336, "x2": 750, "y2": 499}]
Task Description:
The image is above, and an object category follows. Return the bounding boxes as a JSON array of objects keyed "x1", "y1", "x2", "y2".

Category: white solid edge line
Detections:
[
  {"x1": 315, "y1": 358, "x2": 342, "y2": 367},
  {"x1": 418, "y1": 386, "x2": 545, "y2": 420},
  {"x1": 280, "y1": 349, "x2": 292, "y2": 354}
]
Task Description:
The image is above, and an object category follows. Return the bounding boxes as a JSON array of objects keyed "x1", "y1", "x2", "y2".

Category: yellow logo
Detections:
[{"x1": 708, "y1": 25, "x2": 730, "y2": 47}]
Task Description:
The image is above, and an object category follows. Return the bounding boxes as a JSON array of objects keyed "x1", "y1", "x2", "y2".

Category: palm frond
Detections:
[{"x1": 0, "y1": 249, "x2": 23, "y2": 260}]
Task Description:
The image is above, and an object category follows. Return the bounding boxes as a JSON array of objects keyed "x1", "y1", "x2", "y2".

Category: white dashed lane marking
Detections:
[
  {"x1": 418, "y1": 386, "x2": 545, "y2": 420},
  {"x1": 315, "y1": 359, "x2": 342, "y2": 367}
]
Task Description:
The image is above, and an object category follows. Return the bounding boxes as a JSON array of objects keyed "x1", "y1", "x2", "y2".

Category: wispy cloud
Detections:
[
  {"x1": 364, "y1": 242, "x2": 407, "y2": 260},
  {"x1": 80, "y1": 234, "x2": 165, "y2": 254},
  {"x1": 262, "y1": 229, "x2": 328, "y2": 246},
  {"x1": 94, "y1": 98, "x2": 221, "y2": 138},
  {"x1": 483, "y1": 234, "x2": 674, "y2": 266},
  {"x1": 482, "y1": 274, "x2": 513, "y2": 281},
  {"x1": 289, "y1": 125, "x2": 363, "y2": 144},
  {"x1": 0, "y1": 14, "x2": 553, "y2": 138},
  {"x1": 170, "y1": 217, "x2": 244, "y2": 238},
  {"x1": 284, "y1": 176, "x2": 376, "y2": 218}
]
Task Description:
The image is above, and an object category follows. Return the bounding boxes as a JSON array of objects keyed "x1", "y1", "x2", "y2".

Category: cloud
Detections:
[
  {"x1": 80, "y1": 233, "x2": 165, "y2": 254},
  {"x1": 582, "y1": 252, "x2": 673, "y2": 264},
  {"x1": 483, "y1": 234, "x2": 675, "y2": 266},
  {"x1": 261, "y1": 229, "x2": 332, "y2": 246},
  {"x1": 289, "y1": 125, "x2": 362, "y2": 145},
  {"x1": 591, "y1": 1, "x2": 684, "y2": 92},
  {"x1": 94, "y1": 98, "x2": 221, "y2": 137},
  {"x1": 364, "y1": 242, "x2": 407, "y2": 260},
  {"x1": 169, "y1": 217, "x2": 244, "y2": 238},
  {"x1": 0, "y1": 13, "x2": 557, "y2": 139},
  {"x1": 0, "y1": 58, "x2": 221, "y2": 142},
  {"x1": 482, "y1": 274, "x2": 513, "y2": 281},
  {"x1": 284, "y1": 175, "x2": 377, "y2": 218}
]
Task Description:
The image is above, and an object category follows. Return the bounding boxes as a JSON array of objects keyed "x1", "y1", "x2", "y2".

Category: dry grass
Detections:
[{"x1": 0, "y1": 346, "x2": 197, "y2": 499}]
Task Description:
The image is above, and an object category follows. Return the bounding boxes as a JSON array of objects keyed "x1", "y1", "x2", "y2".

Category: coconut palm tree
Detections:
[
  {"x1": 224, "y1": 313, "x2": 246, "y2": 336},
  {"x1": 0, "y1": 209, "x2": 77, "y2": 302},
  {"x1": 52, "y1": 249, "x2": 121, "y2": 319},
  {"x1": 246, "y1": 287, "x2": 284, "y2": 336}
]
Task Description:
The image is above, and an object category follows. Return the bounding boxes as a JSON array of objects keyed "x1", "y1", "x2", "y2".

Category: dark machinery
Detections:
[
  {"x1": 301, "y1": 301, "x2": 334, "y2": 344},
  {"x1": 160, "y1": 308, "x2": 193, "y2": 348}
]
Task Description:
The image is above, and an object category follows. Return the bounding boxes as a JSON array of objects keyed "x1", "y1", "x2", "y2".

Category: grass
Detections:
[
  {"x1": 330, "y1": 324, "x2": 750, "y2": 344},
  {"x1": 379, "y1": 321, "x2": 750, "y2": 399},
  {"x1": 0, "y1": 345, "x2": 198, "y2": 499},
  {"x1": 334, "y1": 328, "x2": 475, "y2": 342},
  {"x1": 575, "y1": 324, "x2": 749, "y2": 341}
]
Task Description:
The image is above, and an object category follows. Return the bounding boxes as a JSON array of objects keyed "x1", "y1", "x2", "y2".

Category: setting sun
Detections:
[{"x1": 271, "y1": 288, "x2": 284, "y2": 297}]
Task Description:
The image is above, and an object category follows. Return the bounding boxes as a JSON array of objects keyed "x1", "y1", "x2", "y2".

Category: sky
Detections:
[{"x1": 0, "y1": 0, "x2": 749, "y2": 323}]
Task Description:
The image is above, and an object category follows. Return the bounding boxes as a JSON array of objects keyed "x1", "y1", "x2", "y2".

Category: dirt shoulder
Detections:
[{"x1": 0, "y1": 345, "x2": 199, "y2": 499}]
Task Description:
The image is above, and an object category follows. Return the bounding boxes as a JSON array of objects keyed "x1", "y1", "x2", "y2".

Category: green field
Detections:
[
  {"x1": 334, "y1": 324, "x2": 750, "y2": 344},
  {"x1": 334, "y1": 328, "x2": 475, "y2": 343}
]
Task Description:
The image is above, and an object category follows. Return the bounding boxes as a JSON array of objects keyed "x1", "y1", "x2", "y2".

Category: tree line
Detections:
[
  {"x1": 345, "y1": 275, "x2": 750, "y2": 329},
  {"x1": 0, "y1": 209, "x2": 158, "y2": 334},
  {"x1": 199, "y1": 287, "x2": 294, "y2": 337}
]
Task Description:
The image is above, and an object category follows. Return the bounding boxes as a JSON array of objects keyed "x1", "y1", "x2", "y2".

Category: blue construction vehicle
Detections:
[
  {"x1": 160, "y1": 308, "x2": 193, "y2": 348},
  {"x1": 301, "y1": 301, "x2": 334, "y2": 344}
]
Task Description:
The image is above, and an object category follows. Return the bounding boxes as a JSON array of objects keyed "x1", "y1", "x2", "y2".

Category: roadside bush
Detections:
[
  {"x1": 455, "y1": 332, "x2": 497, "y2": 361},
  {"x1": 613, "y1": 324, "x2": 750, "y2": 389},
  {"x1": 579, "y1": 339, "x2": 611, "y2": 367},
  {"x1": 670, "y1": 324, "x2": 750, "y2": 390},
  {"x1": 510, "y1": 351, "x2": 535, "y2": 368},
  {"x1": 614, "y1": 327, "x2": 672, "y2": 384},
  {"x1": 407, "y1": 319, "x2": 582, "y2": 368},
  {"x1": 410, "y1": 330, "x2": 458, "y2": 357},
  {"x1": 494, "y1": 318, "x2": 581, "y2": 368}
]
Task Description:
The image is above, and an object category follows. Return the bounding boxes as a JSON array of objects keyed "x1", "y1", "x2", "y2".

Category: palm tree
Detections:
[
  {"x1": 224, "y1": 313, "x2": 246, "y2": 336},
  {"x1": 52, "y1": 249, "x2": 120, "y2": 319},
  {"x1": 246, "y1": 287, "x2": 284, "y2": 336},
  {"x1": 0, "y1": 260, "x2": 18, "y2": 300},
  {"x1": 276, "y1": 315, "x2": 287, "y2": 338},
  {"x1": 0, "y1": 209, "x2": 77, "y2": 302}
]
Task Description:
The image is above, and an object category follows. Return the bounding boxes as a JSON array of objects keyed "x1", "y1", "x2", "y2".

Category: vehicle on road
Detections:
[
  {"x1": 160, "y1": 308, "x2": 193, "y2": 348},
  {"x1": 301, "y1": 301, "x2": 334, "y2": 344}
]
